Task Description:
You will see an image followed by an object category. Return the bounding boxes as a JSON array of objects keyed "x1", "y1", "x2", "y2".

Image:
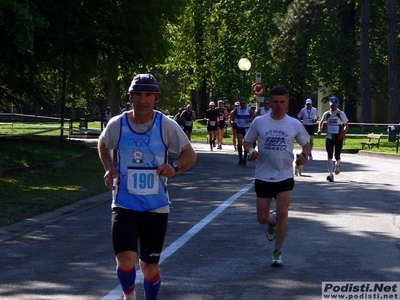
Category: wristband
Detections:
[{"x1": 248, "y1": 148, "x2": 256, "y2": 157}]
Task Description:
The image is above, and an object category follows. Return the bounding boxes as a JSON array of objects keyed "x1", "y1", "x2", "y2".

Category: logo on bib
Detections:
[{"x1": 132, "y1": 149, "x2": 144, "y2": 163}]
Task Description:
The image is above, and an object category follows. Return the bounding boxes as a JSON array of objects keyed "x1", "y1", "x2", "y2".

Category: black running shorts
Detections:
[
  {"x1": 218, "y1": 121, "x2": 226, "y2": 130},
  {"x1": 304, "y1": 124, "x2": 316, "y2": 136},
  {"x1": 237, "y1": 127, "x2": 249, "y2": 136},
  {"x1": 254, "y1": 178, "x2": 295, "y2": 199},
  {"x1": 111, "y1": 207, "x2": 168, "y2": 264}
]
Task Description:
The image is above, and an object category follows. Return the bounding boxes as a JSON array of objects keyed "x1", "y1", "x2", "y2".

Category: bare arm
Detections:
[
  {"x1": 98, "y1": 138, "x2": 118, "y2": 190},
  {"x1": 244, "y1": 140, "x2": 260, "y2": 160},
  {"x1": 318, "y1": 119, "x2": 325, "y2": 134},
  {"x1": 157, "y1": 143, "x2": 197, "y2": 178},
  {"x1": 243, "y1": 140, "x2": 254, "y2": 153},
  {"x1": 174, "y1": 144, "x2": 197, "y2": 171},
  {"x1": 230, "y1": 109, "x2": 237, "y2": 123},
  {"x1": 249, "y1": 108, "x2": 256, "y2": 121},
  {"x1": 179, "y1": 110, "x2": 186, "y2": 121},
  {"x1": 341, "y1": 111, "x2": 349, "y2": 134}
]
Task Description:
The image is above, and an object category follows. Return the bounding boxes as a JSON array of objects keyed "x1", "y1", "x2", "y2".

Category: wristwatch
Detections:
[{"x1": 170, "y1": 161, "x2": 179, "y2": 173}]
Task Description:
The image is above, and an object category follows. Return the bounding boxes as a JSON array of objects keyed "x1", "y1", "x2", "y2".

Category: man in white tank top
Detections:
[
  {"x1": 231, "y1": 97, "x2": 256, "y2": 166},
  {"x1": 98, "y1": 73, "x2": 197, "y2": 300},
  {"x1": 256, "y1": 97, "x2": 271, "y2": 116}
]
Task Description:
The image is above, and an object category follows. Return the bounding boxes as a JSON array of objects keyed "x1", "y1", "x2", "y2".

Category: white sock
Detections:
[{"x1": 327, "y1": 159, "x2": 334, "y2": 173}]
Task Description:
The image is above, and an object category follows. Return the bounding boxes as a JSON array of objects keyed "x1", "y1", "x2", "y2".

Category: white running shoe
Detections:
[
  {"x1": 124, "y1": 290, "x2": 139, "y2": 300},
  {"x1": 271, "y1": 251, "x2": 283, "y2": 267}
]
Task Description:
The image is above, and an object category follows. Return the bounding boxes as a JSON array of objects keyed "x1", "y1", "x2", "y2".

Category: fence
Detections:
[
  {"x1": 0, "y1": 113, "x2": 103, "y2": 138},
  {"x1": 0, "y1": 113, "x2": 399, "y2": 152}
]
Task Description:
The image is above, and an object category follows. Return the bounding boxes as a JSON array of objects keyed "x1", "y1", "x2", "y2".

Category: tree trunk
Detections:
[
  {"x1": 387, "y1": 0, "x2": 400, "y2": 123},
  {"x1": 360, "y1": 0, "x2": 372, "y2": 132},
  {"x1": 339, "y1": 1, "x2": 358, "y2": 122}
]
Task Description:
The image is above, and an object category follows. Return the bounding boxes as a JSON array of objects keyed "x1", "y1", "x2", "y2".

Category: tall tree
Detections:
[
  {"x1": 337, "y1": 1, "x2": 358, "y2": 121},
  {"x1": 386, "y1": 0, "x2": 400, "y2": 123},
  {"x1": 360, "y1": 0, "x2": 372, "y2": 127},
  {"x1": 0, "y1": 0, "x2": 45, "y2": 108}
]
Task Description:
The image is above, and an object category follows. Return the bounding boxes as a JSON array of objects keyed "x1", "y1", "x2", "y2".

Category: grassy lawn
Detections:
[{"x1": 0, "y1": 136, "x2": 107, "y2": 227}]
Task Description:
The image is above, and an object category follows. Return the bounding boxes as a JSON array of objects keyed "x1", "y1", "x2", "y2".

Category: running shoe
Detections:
[
  {"x1": 242, "y1": 159, "x2": 247, "y2": 166},
  {"x1": 271, "y1": 250, "x2": 283, "y2": 267},
  {"x1": 308, "y1": 154, "x2": 313, "y2": 160},
  {"x1": 124, "y1": 290, "x2": 139, "y2": 300},
  {"x1": 334, "y1": 163, "x2": 341, "y2": 175},
  {"x1": 266, "y1": 210, "x2": 277, "y2": 241},
  {"x1": 237, "y1": 160, "x2": 243, "y2": 166},
  {"x1": 326, "y1": 174, "x2": 334, "y2": 182}
]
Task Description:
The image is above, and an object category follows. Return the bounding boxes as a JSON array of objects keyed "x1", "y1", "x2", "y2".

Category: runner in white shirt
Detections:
[
  {"x1": 318, "y1": 96, "x2": 349, "y2": 182},
  {"x1": 256, "y1": 97, "x2": 272, "y2": 116},
  {"x1": 243, "y1": 86, "x2": 311, "y2": 267},
  {"x1": 231, "y1": 97, "x2": 256, "y2": 166},
  {"x1": 297, "y1": 98, "x2": 319, "y2": 160}
]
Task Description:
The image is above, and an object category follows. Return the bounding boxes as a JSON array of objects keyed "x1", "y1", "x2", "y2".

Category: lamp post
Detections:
[{"x1": 238, "y1": 58, "x2": 251, "y2": 96}]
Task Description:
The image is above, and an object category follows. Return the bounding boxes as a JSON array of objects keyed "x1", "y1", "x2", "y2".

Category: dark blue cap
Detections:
[{"x1": 128, "y1": 74, "x2": 161, "y2": 94}]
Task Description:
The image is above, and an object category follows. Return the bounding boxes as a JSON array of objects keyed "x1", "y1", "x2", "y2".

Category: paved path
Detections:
[{"x1": 0, "y1": 143, "x2": 399, "y2": 300}]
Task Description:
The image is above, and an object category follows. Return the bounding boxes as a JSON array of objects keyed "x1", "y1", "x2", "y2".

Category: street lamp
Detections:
[{"x1": 238, "y1": 58, "x2": 251, "y2": 96}]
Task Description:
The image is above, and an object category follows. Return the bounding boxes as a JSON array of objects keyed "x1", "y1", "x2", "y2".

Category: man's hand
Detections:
[
  {"x1": 157, "y1": 164, "x2": 176, "y2": 179},
  {"x1": 103, "y1": 168, "x2": 119, "y2": 190},
  {"x1": 248, "y1": 148, "x2": 260, "y2": 160},
  {"x1": 295, "y1": 153, "x2": 307, "y2": 165}
]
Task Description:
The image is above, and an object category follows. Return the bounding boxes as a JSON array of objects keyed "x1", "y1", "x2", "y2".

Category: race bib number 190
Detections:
[{"x1": 127, "y1": 168, "x2": 159, "y2": 195}]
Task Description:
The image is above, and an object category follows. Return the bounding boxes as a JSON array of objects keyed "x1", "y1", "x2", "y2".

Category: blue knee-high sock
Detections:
[
  {"x1": 116, "y1": 266, "x2": 136, "y2": 294},
  {"x1": 143, "y1": 272, "x2": 161, "y2": 300}
]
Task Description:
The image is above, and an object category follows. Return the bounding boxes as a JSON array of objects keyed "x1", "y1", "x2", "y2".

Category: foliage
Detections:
[{"x1": 0, "y1": 0, "x2": 399, "y2": 123}]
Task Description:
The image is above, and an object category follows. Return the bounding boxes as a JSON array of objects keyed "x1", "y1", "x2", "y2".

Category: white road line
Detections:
[{"x1": 101, "y1": 181, "x2": 254, "y2": 300}]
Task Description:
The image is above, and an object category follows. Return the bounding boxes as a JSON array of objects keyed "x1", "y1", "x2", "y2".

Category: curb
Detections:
[{"x1": 357, "y1": 150, "x2": 400, "y2": 159}]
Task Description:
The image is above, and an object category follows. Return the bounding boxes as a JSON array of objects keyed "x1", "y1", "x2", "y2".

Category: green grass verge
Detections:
[
  {"x1": 0, "y1": 136, "x2": 91, "y2": 170},
  {"x1": 0, "y1": 136, "x2": 107, "y2": 227}
]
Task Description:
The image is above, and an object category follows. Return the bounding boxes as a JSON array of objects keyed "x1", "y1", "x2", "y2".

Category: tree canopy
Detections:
[{"x1": 0, "y1": 0, "x2": 399, "y2": 122}]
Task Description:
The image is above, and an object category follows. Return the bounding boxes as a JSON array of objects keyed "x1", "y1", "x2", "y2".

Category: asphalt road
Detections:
[{"x1": 0, "y1": 143, "x2": 399, "y2": 300}]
